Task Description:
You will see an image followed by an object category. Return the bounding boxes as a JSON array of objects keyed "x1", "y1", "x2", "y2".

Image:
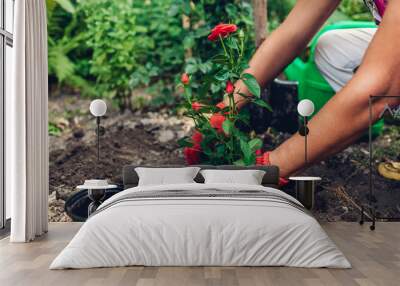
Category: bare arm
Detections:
[
  {"x1": 225, "y1": 0, "x2": 341, "y2": 107},
  {"x1": 272, "y1": 0, "x2": 400, "y2": 177}
]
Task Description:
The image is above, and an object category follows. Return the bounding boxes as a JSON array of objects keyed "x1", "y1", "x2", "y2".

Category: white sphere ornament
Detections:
[
  {"x1": 90, "y1": 99, "x2": 107, "y2": 117},
  {"x1": 297, "y1": 99, "x2": 315, "y2": 117}
]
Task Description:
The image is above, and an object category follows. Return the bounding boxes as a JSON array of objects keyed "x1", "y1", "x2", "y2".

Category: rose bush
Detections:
[{"x1": 179, "y1": 23, "x2": 271, "y2": 166}]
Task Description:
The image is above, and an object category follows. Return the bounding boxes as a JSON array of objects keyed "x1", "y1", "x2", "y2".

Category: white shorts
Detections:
[{"x1": 314, "y1": 28, "x2": 376, "y2": 92}]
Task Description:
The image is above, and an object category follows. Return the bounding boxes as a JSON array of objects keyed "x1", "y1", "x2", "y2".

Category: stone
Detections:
[{"x1": 157, "y1": 130, "x2": 175, "y2": 143}]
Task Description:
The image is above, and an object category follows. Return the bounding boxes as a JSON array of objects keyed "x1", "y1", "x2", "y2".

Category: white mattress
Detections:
[{"x1": 50, "y1": 183, "x2": 351, "y2": 269}]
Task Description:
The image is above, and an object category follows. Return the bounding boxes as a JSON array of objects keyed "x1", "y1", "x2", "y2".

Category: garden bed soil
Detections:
[{"x1": 49, "y1": 96, "x2": 400, "y2": 223}]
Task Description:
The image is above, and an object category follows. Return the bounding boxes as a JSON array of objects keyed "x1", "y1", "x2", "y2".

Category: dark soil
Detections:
[
  {"x1": 50, "y1": 121, "x2": 184, "y2": 193},
  {"x1": 49, "y1": 94, "x2": 400, "y2": 223}
]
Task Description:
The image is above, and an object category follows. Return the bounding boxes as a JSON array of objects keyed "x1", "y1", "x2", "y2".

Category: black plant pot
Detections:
[
  {"x1": 237, "y1": 78, "x2": 300, "y2": 135},
  {"x1": 65, "y1": 187, "x2": 123, "y2": 222}
]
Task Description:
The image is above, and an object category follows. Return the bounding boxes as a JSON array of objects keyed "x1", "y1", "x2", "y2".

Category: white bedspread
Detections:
[{"x1": 50, "y1": 183, "x2": 351, "y2": 269}]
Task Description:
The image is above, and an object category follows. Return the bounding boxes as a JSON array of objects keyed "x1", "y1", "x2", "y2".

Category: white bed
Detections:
[{"x1": 50, "y1": 183, "x2": 351, "y2": 269}]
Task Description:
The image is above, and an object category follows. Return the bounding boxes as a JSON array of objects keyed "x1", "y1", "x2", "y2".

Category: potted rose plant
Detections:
[{"x1": 179, "y1": 23, "x2": 271, "y2": 166}]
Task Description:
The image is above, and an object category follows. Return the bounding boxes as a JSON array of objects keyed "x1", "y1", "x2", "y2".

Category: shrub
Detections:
[
  {"x1": 47, "y1": 0, "x2": 95, "y2": 96},
  {"x1": 180, "y1": 24, "x2": 271, "y2": 165},
  {"x1": 78, "y1": 0, "x2": 155, "y2": 110}
]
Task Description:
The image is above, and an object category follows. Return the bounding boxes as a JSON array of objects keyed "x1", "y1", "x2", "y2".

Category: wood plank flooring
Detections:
[{"x1": 0, "y1": 222, "x2": 399, "y2": 286}]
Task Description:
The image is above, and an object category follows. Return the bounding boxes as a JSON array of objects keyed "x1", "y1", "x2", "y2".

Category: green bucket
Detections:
[{"x1": 284, "y1": 21, "x2": 383, "y2": 136}]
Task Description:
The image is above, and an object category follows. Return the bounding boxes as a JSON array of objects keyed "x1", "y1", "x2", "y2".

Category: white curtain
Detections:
[{"x1": 7, "y1": 0, "x2": 49, "y2": 242}]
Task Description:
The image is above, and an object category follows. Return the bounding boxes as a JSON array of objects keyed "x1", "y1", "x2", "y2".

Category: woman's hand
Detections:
[
  {"x1": 269, "y1": 0, "x2": 400, "y2": 177},
  {"x1": 224, "y1": 0, "x2": 341, "y2": 109}
]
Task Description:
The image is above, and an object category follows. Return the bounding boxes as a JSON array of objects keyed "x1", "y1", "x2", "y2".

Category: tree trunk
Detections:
[
  {"x1": 182, "y1": 11, "x2": 192, "y2": 58},
  {"x1": 252, "y1": 0, "x2": 268, "y2": 47}
]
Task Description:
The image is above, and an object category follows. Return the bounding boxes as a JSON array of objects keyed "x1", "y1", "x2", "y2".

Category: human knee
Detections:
[{"x1": 314, "y1": 30, "x2": 341, "y2": 69}]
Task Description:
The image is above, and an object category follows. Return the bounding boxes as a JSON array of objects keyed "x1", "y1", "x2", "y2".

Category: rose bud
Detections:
[
  {"x1": 191, "y1": 102, "x2": 203, "y2": 111},
  {"x1": 238, "y1": 30, "x2": 245, "y2": 40},
  {"x1": 181, "y1": 73, "x2": 190, "y2": 85},
  {"x1": 225, "y1": 81, "x2": 235, "y2": 94},
  {"x1": 216, "y1": 102, "x2": 226, "y2": 110}
]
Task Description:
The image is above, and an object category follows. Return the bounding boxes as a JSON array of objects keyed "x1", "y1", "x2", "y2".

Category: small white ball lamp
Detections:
[
  {"x1": 297, "y1": 99, "x2": 315, "y2": 117},
  {"x1": 90, "y1": 99, "x2": 107, "y2": 163},
  {"x1": 297, "y1": 99, "x2": 315, "y2": 164},
  {"x1": 90, "y1": 99, "x2": 107, "y2": 117}
]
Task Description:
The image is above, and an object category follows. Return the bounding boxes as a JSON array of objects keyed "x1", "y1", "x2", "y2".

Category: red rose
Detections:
[
  {"x1": 216, "y1": 101, "x2": 231, "y2": 116},
  {"x1": 191, "y1": 102, "x2": 203, "y2": 111},
  {"x1": 181, "y1": 73, "x2": 190, "y2": 85},
  {"x1": 210, "y1": 113, "x2": 226, "y2": 132},
  {"x1": 192, "y1": 131, "x2": 203, "y2": 144},
  {"x1": 208, "y1": 24, "x2": 238, "y2": 41},
  {"x1": 184, "y1": 144, "x2": 201, "y2": 165},
  {"x1": 216, "y1": 102, "x2": 226, "y2": 110},
  {"x1": 225, "y1": 81, "x2": 235, "y2": 94}
]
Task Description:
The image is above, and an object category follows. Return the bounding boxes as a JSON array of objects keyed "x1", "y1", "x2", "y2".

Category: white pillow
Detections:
[
  {"x1": 135, "y1": 167, "x2": 200, "y2": 186},
  {"x1": 200, "y1": 169, "x2": 266, "y2": 185}
]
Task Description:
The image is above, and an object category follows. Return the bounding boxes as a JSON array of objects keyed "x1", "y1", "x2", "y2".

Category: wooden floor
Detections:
[{"x1": 0, "y1": 222, "x2": 399, "y2": 286}]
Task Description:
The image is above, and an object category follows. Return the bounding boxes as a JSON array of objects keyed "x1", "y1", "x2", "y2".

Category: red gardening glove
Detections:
[{"x1": 256, "y1": 151, "x2": 289, "y2": 187}]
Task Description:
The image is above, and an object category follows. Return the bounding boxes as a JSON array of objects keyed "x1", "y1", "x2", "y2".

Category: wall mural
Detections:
[{"x1": 47, "y1": 0, "x2": 399, "y2": 224}]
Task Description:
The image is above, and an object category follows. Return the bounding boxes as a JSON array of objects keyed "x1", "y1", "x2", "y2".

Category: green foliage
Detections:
[
  {"x1": 373, "y1": 126, "x2": 400, "y2": 161},
  {"x1": 338, "y1": 0, "x2": 372, "y2": 21},
  {"x1": 78, "y1": 0, "x2": 150, "y2": 110},
  {"x1": 76, "y1": 0, "x2": 188, "y2": 110},
  {"x1": 268, "y1": 0, "x2": 295, "y2": 30},
  {"x1": 47, "y1": 0, "x2": 95, "y2": 96},
  {"x1": 48, "y1": 122, "x2": 62, "y2": 137},
  {"x1": 46, "y1": 0, "x2": 373, "y2": 111}
]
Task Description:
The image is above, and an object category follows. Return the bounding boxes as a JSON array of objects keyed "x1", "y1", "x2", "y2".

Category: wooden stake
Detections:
[
  {"x1": 182, "y1": 5, "x2": 192, "y2": 58},
  {"x1": 252, "y1": 0, "x2": 268, "y2": 47}
]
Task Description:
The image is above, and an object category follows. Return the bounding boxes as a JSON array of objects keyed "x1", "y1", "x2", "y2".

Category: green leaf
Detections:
[
  {"x1": 211, "y1": 54, "x2": 228, "y2": 65},
  {"x1": 55, "y1": 0, "x2": 75, "y2": 14},
  {"x1": 253, "y1": 99, "x2": 273, "y2": 112},
  {"x1": 185, "y1": 64, "x2": 198, "y2": 74},
  {"x1": 182, "y1": 1, "x2": 191, "y2": 15},
  {"x1": 244, "y1": 154, "x2": 256, "y2": 165},
  {"x1": 48, "y1": 122, "x2": 62, "y2": 137},
  {"x1": 222, "y1": 120, "x2": 234, "y2": 135},
  {"x1": 240, "y1": 62, "x2": 250, "y2": 70},
  {"x1": 183, "y1": 88, "x2": 192, "y2": 102},
  {"x1": 183, "y1": 36, "x2": 195, "y2": 50},
  {"x1": 198, "y1": 62, "x2": 212, "y2": 74},
  {"x1": 249, "y1": 138, "x2": 263, "y2": 151},
  {"x1": 197, "y1": 106, "x2": 215, "y2": 113},
  {"x1": 237, "y1": 92, "x2": 252, "y2": 99},
  {"x1": 216, "y1": 144, "x2": 227, "y2": 157},
  {"x1": 240, "y1": 140, "x2": 252, "y2": 161},
  {"x1": 215, "y1": 69, "x2": 230, "y2": 81},
  {"x1": 240, "y1": 138, "x2": 257, "y2": 165},
  {"x1": 242, "y1": 73, "x2": 261, "y2": 98},
  {"x1": 178, "y1": 137, "x2": 193, "y2": 148},
  {"x1": 234, "y1": 159, "x2": 245, "y2": 166},
  {"x1": 225, "y1": 37, "x2": 239, "y2": 51},
  {"x1": 236, "y1": 110, "x2": 250, "y2": 125},
  {"x1": 210, "y1": 83, "x2": 222, "y2": 93}
]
